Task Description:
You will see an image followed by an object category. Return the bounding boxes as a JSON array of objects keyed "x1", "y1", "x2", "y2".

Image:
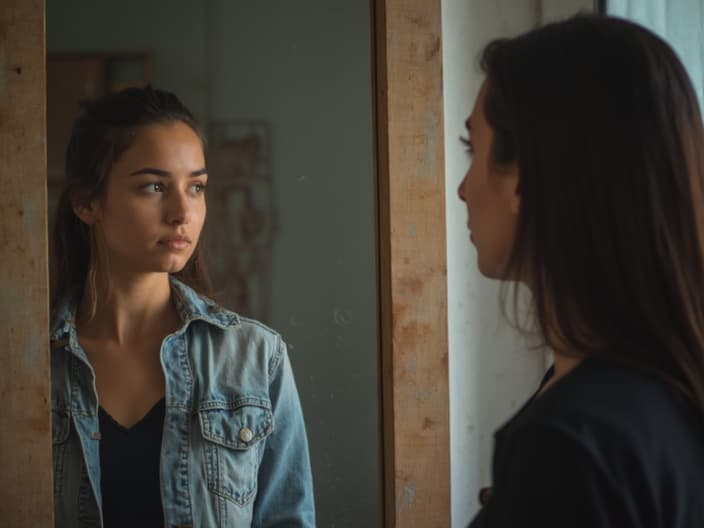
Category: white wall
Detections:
[
  {"x1": 442, "y1": 1, "x2": 593, "y2": 526},
  {"x1": 542, "y1": 0, "x2": 600, "y2": 21}
]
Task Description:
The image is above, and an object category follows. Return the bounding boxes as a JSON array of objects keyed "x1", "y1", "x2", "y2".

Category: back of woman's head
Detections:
[
  {"x1": 52, "y1": 87, "x2": 210, "y2": 309},
  {"x1": 481, "y1": 15, "x2": 704, "y2": 411}
]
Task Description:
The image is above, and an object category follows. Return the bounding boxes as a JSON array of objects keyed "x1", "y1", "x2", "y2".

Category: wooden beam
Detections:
[
  {"x1": 0, "y1": 0, "x2": 53, "y2": 524},
  {"x1": 375, "y1": 0, "x2": 450, "y2": 525}
]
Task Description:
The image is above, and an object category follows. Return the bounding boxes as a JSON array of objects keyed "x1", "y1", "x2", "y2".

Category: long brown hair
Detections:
[
  {"x1": 480, "y1": 15, "x2": 704, "y2": 415},
  {"x1": 51, "y1": 87, "x2": 212, "y2": 313}
]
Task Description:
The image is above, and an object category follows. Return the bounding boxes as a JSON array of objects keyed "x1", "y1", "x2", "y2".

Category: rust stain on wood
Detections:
[
  {"x1": 422, "y1": 416, "x2": 438, "y2": 430},
  {"x1": 425, "y1": 36, "x2": 441, "y2": 61}
]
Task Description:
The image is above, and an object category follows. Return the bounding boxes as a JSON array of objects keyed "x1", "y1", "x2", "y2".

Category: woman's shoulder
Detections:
[
  {"x1": 538, "y1": 358, "x2": 687, "y2": 411},
  {"x1": 507, "y1": 357, "x2": 704, "y2": 466},
  {"x1": 171, "y1": 277, "x2": 280, "y2": 335},
  {"x1": 494, "y1": 358, "x2": 704, "y2": 522},
  {"x1": 49, "y1": 291, "x2": 79, "y2": 343},
  {"x1": 171, "y1": 277, "x2": 286, "y2": 365}
]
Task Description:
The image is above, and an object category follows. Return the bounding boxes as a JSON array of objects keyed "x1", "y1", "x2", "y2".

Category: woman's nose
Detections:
[{"x1": 166, "y1": 191, "x2": 190, "y2": 225}]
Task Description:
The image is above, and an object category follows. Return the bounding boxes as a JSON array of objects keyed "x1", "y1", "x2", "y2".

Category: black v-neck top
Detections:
[
  {"x1": 98, "y1": 398, "x2": 166, "y2": 528},
  {"x1": 469, "y1": 358, "x2": 704, "y2": 527}
]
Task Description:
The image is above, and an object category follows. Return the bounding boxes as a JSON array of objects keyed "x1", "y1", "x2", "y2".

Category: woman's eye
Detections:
[
  {"x1": 192, "y1": 182, "x2": 207, "y2": 193},
  {"x1": 144, "y1": 182, "x2": 165, "y2": 192}
]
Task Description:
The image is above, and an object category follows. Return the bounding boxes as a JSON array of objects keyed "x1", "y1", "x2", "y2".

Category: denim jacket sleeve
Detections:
[{"x1": 252, "y1": 338, "x2": 316, "y2": 527}]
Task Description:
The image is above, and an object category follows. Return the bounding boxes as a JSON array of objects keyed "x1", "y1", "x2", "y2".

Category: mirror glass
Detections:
[{"x1": 47, "y1": 1, "x2": 381, "y2": 525}]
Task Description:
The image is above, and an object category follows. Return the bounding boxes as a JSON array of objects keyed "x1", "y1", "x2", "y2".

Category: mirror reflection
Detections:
[{"x1": 47, "y1": 1, "x2": 380, "y2": 526}]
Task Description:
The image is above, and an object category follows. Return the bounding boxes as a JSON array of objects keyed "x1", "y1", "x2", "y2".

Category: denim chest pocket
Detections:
[{"x1": 198, "y1": 399, "x2": 274, "y2": 506}]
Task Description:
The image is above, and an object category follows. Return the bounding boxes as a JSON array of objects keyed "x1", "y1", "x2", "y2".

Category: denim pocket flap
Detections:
[
  {"x1": 199, "y1": 399, "x2": 273, "y2": 450},
  {"x1": 52, "y1": 410, "x2": 70, "y2": 445}
]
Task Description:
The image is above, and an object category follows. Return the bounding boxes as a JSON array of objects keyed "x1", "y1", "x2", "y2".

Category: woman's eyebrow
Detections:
[
  {"x1": 130, "y1": 168, "x2": 170, "y2": 177},
  {"x1": 129, "y1": 168, "x2": 208, "y2": 177},
  {"x1": 465, "y1": 118, "x2": 472, "y2": 132}
]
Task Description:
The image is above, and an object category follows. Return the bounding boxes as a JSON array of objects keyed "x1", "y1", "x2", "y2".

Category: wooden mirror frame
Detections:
[{"x1": 374, "y1": 0, "x2": 450, "y2": 525}]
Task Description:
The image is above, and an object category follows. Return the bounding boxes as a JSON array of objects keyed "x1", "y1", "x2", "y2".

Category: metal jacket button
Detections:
[{"x1": 239, "y1": 427, "x2": 254, "y2": 443}]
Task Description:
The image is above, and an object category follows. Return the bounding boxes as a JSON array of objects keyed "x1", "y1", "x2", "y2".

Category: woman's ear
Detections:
[
  {"x1": 508, "y1": 163, "x2": 521, "y2": 215},
  {"x1": 510, "y1": 180, "x2": 521, "y2": 215},
  {"x1": 71, "y1": 192, "x2": 99, "y2": 225}
]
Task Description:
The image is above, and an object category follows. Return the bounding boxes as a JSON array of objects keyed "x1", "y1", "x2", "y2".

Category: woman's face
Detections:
[
  {"x1": 78, "y1": 121, "x2": 207, "y2": 277},
  {"x1": 457, "y1": 82, "x2": 520, "y2": 279}
]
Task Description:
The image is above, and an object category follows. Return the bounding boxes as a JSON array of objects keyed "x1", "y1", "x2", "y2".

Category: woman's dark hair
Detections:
[
  {"x1": 51, "y1": 86, "x2": 212, "y2": 312},
  {"x1": 481, "y1": 15, "x2": 704, "y2": 415}
]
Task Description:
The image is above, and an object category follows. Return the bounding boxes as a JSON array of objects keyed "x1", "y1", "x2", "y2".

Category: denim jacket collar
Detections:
[
  {"x1": 168, "y1": 276, "x2": 240, "y2": 329},
  {"x1": 49, "y1": 275, "x2": 240, "y2": 343},
  {"x1": 50, "y1": 293, "x2": 78, "y2": 343}
]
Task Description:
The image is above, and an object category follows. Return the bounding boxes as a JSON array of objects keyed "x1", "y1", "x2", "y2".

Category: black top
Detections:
[
  {"x1": 99, "y1": 398, "x2": 166, "y2": 528},
  {"x1": 469, "y1": 358, "x2": 704, "y2": 527}
]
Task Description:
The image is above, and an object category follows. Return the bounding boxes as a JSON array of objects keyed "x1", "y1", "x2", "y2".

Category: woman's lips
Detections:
[{"x1": 160, "y1": 237, "x2": 191, "y2": 250}]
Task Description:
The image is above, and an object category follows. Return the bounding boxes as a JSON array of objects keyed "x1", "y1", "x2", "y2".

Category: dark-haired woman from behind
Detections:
[
  {"x1": 459, "y1": 15, "x2": 704, "y2": 527},
  {"x1": 50, "y1": 87, "x2": 314, "y2": 527}
]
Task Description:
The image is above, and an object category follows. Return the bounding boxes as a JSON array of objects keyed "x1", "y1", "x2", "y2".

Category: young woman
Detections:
[
  {"x1": 50, "y1": 87, "x2": 315, "y2": 527},
  {"x1": 460, "y1": 15, "x2": 704, "y2": 527}
]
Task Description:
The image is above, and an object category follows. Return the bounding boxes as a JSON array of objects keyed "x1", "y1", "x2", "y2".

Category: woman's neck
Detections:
[
  {"x1": 77, "y1": 272, "x2": 179, "y2": 346},
  {"x1": 539, "y1": 352, "x2": 583, "y2": 396}
]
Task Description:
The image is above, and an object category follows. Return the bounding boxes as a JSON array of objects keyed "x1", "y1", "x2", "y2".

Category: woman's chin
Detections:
[
  {"x1": 477, "y1": 267, "x2": 503, "y2": 280},
  {"x1": 476, "y1": 257, "x2": 508, "y2": 281},
  {"x1": 156, "y1": 255, "x2": 191, "y2": 274}
]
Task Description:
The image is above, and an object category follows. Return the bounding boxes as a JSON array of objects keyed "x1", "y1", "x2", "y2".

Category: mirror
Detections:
[{"x1": 46, "y1": 1, "x2": 381, "y2": 525}]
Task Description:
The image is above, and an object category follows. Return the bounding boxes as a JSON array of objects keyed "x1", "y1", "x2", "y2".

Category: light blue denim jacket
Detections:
[{"x1": 50, "y1": 277, "x2": 315, "y2": 527}]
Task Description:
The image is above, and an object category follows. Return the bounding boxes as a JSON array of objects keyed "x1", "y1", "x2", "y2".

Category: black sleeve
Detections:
[{"x1": 472, "y1": 426, "x2": 637, "y2": 528}]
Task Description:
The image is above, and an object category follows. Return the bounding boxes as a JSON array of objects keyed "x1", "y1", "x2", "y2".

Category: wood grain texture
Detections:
[
  {"x1": 375, "y1": 0, "x2": 450, "y2": 525},
  {"x1": 0, "y1": 0, "x2": 53, "y2": 524}
]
